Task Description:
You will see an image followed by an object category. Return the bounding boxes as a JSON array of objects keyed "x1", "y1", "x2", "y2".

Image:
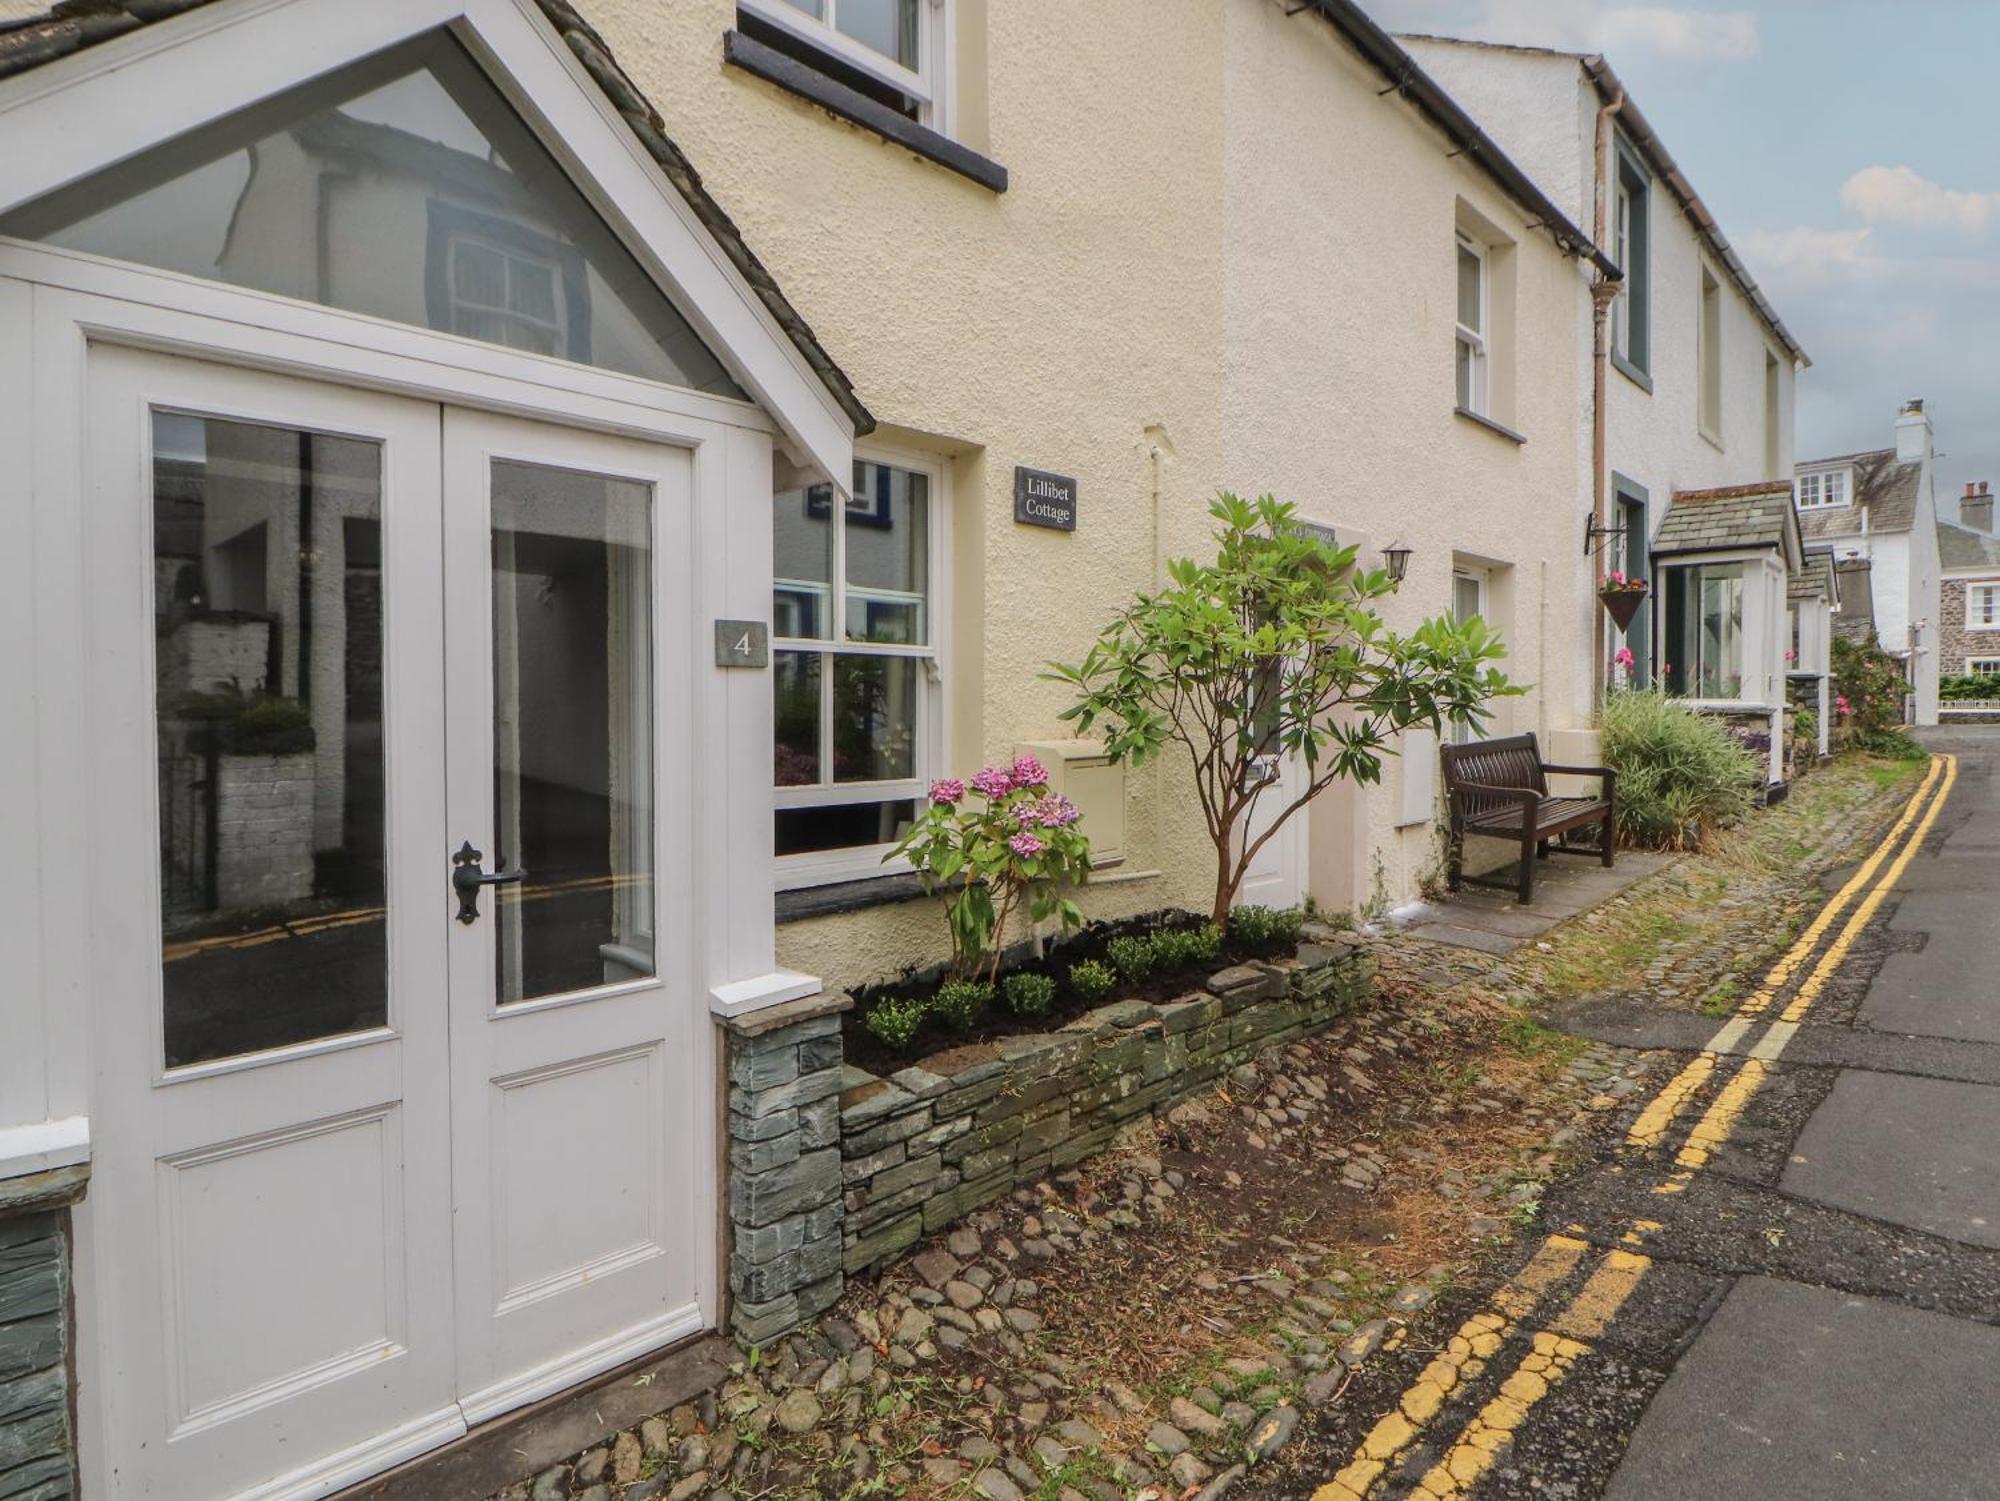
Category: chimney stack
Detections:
[
  {"x1": 1966, "y1": 480, "x2": 1994, "y2": 533},
  {"x1": 1895, "y1": 397, "x2": 1932, "y2": 464}
]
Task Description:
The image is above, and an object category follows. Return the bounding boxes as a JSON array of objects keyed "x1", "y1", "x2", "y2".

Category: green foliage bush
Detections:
[
  {"x1": 1067, "y1": 959, "x2": 1117, "y2": 1003},
  {"x1": 1002, "y1": 972, "x2": 1057, "y2": 1018},
  {"x1": 1831, "y1": 637, "x2": 1910, "y2": 737},
  {"x1": 1851, "y1": 727, "x2": 1927, "y2": 760},
  {"x1": 1147, "y1": 922, "x2": 1223, "y2": 973},
  {"x1": 1104, "y1": 935, "x2": 1155, "y2": 984},
  {"x1": 1599, "y1": 690, "x2": 1760, "y2": 850},
  {"x1": 861, "y1": 995, "x2": 926, "y2": 1049},
  {"x1": 1941, "y1": 673, "x2": 1999, "y2": 703},
  {"x1": 931, "y1": 979, "x2": 992, "y2": 1030},
  {"x1": 1229, "y1": 905, "x2": 1306, "y2": 949}
]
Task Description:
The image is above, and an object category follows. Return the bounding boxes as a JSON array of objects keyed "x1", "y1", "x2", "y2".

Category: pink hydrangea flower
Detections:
[
  {"x1": 1008, "y1": 831, "x2": 1046, "y2": 858},
  {"x1": 928, "y1": 777, "x2": 965, "y2": 805},
  {"x1": 1614, "y1": 646, "x2": 1635, "y2": 671},
  {"x1": 1009, "y1": 754, "x2": 1049, "y2": 788},
  {"x1": 968, "y1": 767, "x2": 1014, "y2": 799},
  {"x1": 1014, "y1": 802, "x2": 1041, "y2": 828},
  {"x1": 1035, "y1": 793, "x2": 1081, "y2": 827}
]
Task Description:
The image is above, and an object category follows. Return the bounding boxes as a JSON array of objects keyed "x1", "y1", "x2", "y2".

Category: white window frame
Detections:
[
  {"x1": 1967, "y1": 580, "x2": 2000, "y2": 631},
  {"x1": 1797, "y1": 469, "x2": 1850, "y2": 510},
  {"x1": 739, "y1": 0, "x2": 954, "y2": 134},
  {"x1": 1966, "y1": 656, "x2": 2000, "y2": 676},
  {"x1": 1455, "y1": 231, "x2": 1489, "y2": 417},
  {"x1": 773, "y1": 443, "x2": 948, "y2": 890},
  {"x1": 1447, "y1": 565, "x2": 1488, "y2": 744},
  {"x1": 446, "y1": 232, "x2": 568, "y2": 356}
]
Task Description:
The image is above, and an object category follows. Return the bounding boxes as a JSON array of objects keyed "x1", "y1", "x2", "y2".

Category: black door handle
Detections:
[{"x1": 451, "y1": 840, "x2": 525, "y2": 924}]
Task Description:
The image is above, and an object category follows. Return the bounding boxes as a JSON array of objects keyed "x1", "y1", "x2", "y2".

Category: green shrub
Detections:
[
  {"x1": 1941, "y1": 673, "x2": 1998, "y2": 703},
  {"x1": 932, "y1": 979, "x2": 993, "y2": 1030},
  {"x1": 1002, "y1": 972, "x2": 1057, "y2": 1018},
  {"x1": 1068, "y1": 959, "x2": 1117, "y2": 1002},
  {"x1": 1104, "y1": 934, "x2": 1155, "y2": 984},
  {"x1": 1852, "y1": 727, "x2": 1927, "y2": 761},
  {"x1": 1148, "y1": 922, "x2": 1223, "y2": 972},
  {"x1": 862, "y1": 995, "x2": 926, "y2": 1049},
  {"x1": 1598, "y1": 690, "x2": 1760, "y2": 850},
  {"x1": 1230, "y1": 905, "x2": 1305, "y2": 949},
  {"x1": 1832, "y1": 637, "x2": 1910, "y2": 737}
]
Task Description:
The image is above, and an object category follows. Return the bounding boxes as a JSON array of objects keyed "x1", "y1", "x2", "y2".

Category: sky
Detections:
[{"x1": 1360, "y1": 0, "x2": 2000, "y2": 517}]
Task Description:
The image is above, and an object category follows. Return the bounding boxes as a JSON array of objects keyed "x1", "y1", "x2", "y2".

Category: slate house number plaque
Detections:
[{"x1": 1014, "y1": 466, "x2": 1077, "y2": 532}]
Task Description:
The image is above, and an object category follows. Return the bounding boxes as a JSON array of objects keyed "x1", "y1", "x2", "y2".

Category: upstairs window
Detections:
[
  {"x1": 1797, "y1": 470, "x2": 1850, "y2": 510},
  {"x1": 1698, "y1": 265, "x2": 1724, "y2": 443},
  {"x1": 1612, "y1": 143, "x2": 1650, "y2": 377},
  {"x1": 1455, "y1": 232, "x2": 1489, "y2": 417},
  {"x1": 739, "y1": 0, "x2": 951, "y2": 130}
]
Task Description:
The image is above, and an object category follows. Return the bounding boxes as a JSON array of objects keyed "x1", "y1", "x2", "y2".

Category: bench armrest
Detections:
[{"x1": 1539, "y1": 763, "x2": 1617, "y2": 784}]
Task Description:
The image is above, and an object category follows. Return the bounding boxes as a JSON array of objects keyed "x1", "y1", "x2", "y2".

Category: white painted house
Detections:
[
  {"x1": 1398, "y1": 36, "x2": 1808, "y2": 736},
  {"x1": 1796, "y1": 400, "x2": 1945, "y2": 726}
]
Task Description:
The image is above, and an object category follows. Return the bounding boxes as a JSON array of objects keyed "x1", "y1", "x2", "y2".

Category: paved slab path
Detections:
[{"x1": 1290, "y1": 730, "x2": 2000, "y2": 1501}]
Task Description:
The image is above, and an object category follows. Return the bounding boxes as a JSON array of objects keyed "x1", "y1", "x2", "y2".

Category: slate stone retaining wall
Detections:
[
  {"x1": 0, "y1": 1166, "x2": 87, "y2": 1501},
  {"x1": 835, "y1": 938, "x2": 1372, "y2": 1277},
  {"x1": 721, "y1": 994, "x2": 852, "y2": 1346}
]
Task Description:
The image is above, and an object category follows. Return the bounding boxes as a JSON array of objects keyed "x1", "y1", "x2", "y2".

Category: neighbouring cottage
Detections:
[
  {"x1": 1788, "y1": 546, "x2": 1841, "y2": 759},
  {"x1": 1936, "y1": 490, "x2": 2000, "y2": 720},
  {"x1": 1796, "y1": 399, "x2": 1945, "y2": 725},
  {"x1": 1648, "y1": 481, "x2": 1805, "y2": 791}
]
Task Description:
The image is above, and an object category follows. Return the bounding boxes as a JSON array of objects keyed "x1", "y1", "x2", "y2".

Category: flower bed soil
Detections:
[{"x1": 840, "y1": 908, "x2": 1313, "y2": 1074}]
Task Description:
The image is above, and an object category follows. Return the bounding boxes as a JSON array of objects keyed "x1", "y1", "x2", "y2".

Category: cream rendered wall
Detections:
[
  {"x1": 583, "y1": 1, "x2": 1228, "y2": 989},
  {"x1": 1222, "y1": 5, "x2": 1589, "y2": 913}
]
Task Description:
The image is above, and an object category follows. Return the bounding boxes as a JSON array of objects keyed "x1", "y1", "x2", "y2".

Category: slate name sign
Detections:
[{"x1": 1014, "y1": 466, "x2": 1078, "y2": 532}]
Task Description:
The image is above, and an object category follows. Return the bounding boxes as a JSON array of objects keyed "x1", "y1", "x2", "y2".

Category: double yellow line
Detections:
[{"x1": 1312, "y1": 754, "x2": 1955, "y2": 1500}]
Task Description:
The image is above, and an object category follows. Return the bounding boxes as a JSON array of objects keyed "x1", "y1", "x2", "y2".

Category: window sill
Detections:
[
  {"x1": 776, "y1": 871, "x2": 932, "y2": 924},
  {"x1": 1454, "y1": 406, "x2": 1526, "y2": 446},
  {"x1": 1611, "y1": 351, "x2": 1653, "y2": 394},
  {"x1": 723, "y1": 30, "x2": 1008, "y2": 194}
]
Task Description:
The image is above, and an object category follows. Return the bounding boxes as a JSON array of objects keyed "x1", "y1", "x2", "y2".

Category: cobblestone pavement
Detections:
[
  {"x1": 1273, "y1": 740, "x2": 2000, "y2": 1500},
  {"x1": 485, "y1": 753, "x2": 1924, "y2": 1501}
]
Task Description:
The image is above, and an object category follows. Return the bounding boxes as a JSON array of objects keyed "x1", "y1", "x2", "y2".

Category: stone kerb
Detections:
[{"x1": 835, "y1": 937, "x2": 1372, "y2": 1282}]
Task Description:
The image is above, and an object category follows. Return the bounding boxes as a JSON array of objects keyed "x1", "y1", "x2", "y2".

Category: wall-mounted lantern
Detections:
[{"x1": 1381, "y1": 540, "x2": 1412, "y2": 591}]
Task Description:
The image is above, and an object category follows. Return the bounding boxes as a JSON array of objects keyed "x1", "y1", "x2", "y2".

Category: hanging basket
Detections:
[{"x1": 1597, "y1": 582, "x2": 1649, "y2": 632}]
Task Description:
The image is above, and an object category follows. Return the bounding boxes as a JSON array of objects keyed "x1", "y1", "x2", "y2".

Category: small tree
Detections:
[{"x1": 1045, "y1": 494, "x2": 1518, "y2": 928}]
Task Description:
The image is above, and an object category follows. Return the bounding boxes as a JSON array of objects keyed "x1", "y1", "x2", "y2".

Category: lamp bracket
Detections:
[{"x1": 1584, "y1": 514, "x2": 1628, "y2": 558}]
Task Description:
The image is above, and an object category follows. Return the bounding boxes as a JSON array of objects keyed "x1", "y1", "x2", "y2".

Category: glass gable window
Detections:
[
  {"x1": 0, "y1": 31, "x2": 742, "y2": 398},
  {"x1": 773, "y1": 457, "x2": 937, "y2": 879},
  {"x1": 1662, "y1": 562, "x2": 1747, "y2": 700}
]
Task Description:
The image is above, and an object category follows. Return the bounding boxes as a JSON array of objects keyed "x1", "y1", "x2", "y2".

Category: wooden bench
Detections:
[{"x1": 1439, "y1": 733, "x2": 1617, "y2": 904}]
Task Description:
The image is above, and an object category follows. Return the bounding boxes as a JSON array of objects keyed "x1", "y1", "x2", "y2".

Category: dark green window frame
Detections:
[{"x1": 1611, "y1": 135, "x2": 1652, "y2": 390}]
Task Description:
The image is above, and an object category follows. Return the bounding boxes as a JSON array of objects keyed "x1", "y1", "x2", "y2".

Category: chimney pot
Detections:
[
  {"x1": 1983, "y1": 482, "x2": 1991, "y2": 496},
  {"x1": 1967, "y1": 482, "x2": 1976, "y2": 498}
]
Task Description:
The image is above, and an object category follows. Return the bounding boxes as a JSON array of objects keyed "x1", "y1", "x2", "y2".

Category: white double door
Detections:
[{"x1": 82, "y1": 348, "x2": 707, "y2": 1501}]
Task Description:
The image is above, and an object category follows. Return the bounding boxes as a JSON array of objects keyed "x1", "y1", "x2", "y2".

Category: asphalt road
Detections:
[{"x1": 1293, "y1": 729, "x2": 2000, "y2": 1500}]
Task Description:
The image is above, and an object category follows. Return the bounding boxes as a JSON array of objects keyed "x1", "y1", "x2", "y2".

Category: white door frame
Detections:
[{"x1": 4, "y1": 243, "x2": 769, "y2": 1499}]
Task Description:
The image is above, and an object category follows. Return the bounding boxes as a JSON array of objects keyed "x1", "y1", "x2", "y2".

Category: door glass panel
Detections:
[
  {"x1": 2, "y1": 32, "x2": 742, "y2": 399},
  {"x1": 491, "y1": 460, "x2": 654, "y2": 1004},
  {"x1": 153, "y1": 412, "x2": 387, "y2": 1068}
]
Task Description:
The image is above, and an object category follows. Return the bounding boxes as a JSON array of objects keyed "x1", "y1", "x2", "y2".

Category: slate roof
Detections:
[
  {"x1": 1832, "y1": 557, "x2": 1877, "y2": 646},
  {"x1": 0, "y1": 0, "x2": 875, "y2": 435},
  {"x1": 1655, "y1": 482, "x2": 1801, "y2": 560},
  {"x1": 1937, "y1": 520, "x2": 2000, "y2": 574},
  {"x1": 1789, "y1": 545, "x2": 1838, "y2": 604},
  {"x1": 1797, "y1": 448, "x2": 1922, "y2": 539}
]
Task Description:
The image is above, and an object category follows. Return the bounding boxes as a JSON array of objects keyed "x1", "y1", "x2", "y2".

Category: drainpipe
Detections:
[{"x1": 1590, "y1": 84, "x2": 1626, "y2": 708}]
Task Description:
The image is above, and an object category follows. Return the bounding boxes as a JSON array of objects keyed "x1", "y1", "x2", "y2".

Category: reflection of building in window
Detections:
[
  {"x1": 772, "y1": 455, "x2": 940, "y2": 885},
  {"x1": 448, "y1": 234, "x2": 566, "y2": 356}
]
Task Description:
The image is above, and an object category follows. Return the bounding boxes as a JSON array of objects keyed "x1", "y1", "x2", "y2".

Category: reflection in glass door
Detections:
[
  {"x1": 152, "y1": 411, "x2": 389, "y2": 1068},
  {"x1": 488, "y1": 460, "x2": 655, "y2": 1003}
]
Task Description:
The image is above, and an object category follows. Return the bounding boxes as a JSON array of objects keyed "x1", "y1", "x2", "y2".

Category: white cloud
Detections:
[
  {"x1": 1740, "y1": 226, "x2": 1881, "y2": 289},
  {"x1": 1840, "y1": 165, "x2": 2000, "y2": 233},
  {"x1": 1592, "y1": 8, "x2": 1759, "y2": 63},
  {"x1": 1364, "y1": 0, "x2": 1759, "y2": 62}
]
